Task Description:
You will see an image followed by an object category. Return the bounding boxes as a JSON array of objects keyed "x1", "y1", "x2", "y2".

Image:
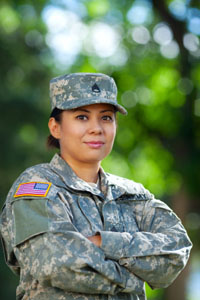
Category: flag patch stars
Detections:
[{"x1": 14, "y1": 182, "x2": 51, "y2": 198}]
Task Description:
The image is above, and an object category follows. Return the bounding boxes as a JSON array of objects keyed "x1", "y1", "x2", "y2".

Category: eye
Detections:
[
  {"x1": 102, "y1": 115, "x2": 113, "y2": 121},
  {"x1": 76, "y1": 115, "x2": 88, "y2": 120}
]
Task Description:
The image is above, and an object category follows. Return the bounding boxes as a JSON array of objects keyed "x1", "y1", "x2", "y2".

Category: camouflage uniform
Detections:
[
  {"x1": 1, "y1": 153, "x2": 192, "y2": 300},
  {"x1": 0, "y1": 73, "x2": 192, "y2": 299}
]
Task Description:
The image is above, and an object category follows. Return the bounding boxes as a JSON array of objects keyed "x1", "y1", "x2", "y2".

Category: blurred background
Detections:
[{"x1": 0, "y1": 0, "x2": 200, "y2": 299}]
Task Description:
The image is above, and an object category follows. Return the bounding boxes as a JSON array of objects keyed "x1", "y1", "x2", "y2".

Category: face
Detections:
[{"x1": 48, "y1": 103, "x2": 117, "y2": 168}]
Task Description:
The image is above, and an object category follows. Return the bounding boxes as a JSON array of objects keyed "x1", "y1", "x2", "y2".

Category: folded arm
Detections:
[{"x1": 99, "y1": 199, "x2": 192, "y2": 289}]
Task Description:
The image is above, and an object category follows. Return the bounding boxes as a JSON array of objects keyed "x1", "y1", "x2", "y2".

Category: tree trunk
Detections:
[
  {"x1": 165, "y1": 258, "x2": 191, "y2": 300},
  {"x1": 165, "y1": 187, "x2": 191, "y2": 300}
]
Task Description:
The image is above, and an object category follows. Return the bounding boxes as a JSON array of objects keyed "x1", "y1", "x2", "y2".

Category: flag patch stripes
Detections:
[{"x1": 14, "y1": 182, "x2": 51, "y2": 198}]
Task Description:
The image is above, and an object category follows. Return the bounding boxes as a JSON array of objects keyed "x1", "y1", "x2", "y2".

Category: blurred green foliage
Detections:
[{"x1": 0, "y1": 0, "x2": 200, "y2": 299}]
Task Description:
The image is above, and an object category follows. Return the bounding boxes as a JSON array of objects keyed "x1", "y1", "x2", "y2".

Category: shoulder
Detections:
[
  {"x1": 105, "y1": 172, "x2": 153, "y2": 200},
  {"x1": 18, "y1": 162, "x2": 50, "y2": 181},
  {"x1": 105, "y1": 173, "x2": 174, "y2": 214},
  {"x1": 5, "y1": 162, "x2": 59, "y2": 202}
]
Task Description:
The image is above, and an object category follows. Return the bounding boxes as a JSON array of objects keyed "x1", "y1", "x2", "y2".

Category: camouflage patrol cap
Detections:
[{"x1": 49, "y1": 73, "x2": 127, "y2": 115}]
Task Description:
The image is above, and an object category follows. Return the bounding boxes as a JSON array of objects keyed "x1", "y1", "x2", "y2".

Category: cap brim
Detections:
[{"x1": 54, "y1": 98, "x2": 128, "y2": 115}]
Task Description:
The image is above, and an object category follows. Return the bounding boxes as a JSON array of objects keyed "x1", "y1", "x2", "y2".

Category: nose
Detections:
[{"x1": 88, "y1": 118, "x2": 103, "y2": 135}]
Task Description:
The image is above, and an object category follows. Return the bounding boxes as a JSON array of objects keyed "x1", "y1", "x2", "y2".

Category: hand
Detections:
[{"x1": 87, "y1": 234, "x2": 102, "y2": 247}]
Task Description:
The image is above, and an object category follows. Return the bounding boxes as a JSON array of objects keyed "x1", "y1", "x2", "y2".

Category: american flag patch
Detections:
[{"x1": 14, "y1": 182, "x2": 51, "y2": 198}]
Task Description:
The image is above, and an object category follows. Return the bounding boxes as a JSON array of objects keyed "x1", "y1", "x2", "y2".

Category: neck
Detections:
[{"x1": 61, "y1": 155, "x2": 100, "y2": 183}]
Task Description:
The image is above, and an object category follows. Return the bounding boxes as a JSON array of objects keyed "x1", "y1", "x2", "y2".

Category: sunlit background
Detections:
[{"x1": 0, "y1": 0, "x2": 200, "y2": 299}]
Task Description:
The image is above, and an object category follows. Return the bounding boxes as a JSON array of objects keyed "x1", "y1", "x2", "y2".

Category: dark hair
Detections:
[{"x1": 47, "y1": 108, "x2": 63, "y2": 149}]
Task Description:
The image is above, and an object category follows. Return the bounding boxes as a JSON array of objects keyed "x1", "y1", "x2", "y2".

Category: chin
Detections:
[{"x1": 81, "y1": 155, "x2": 106, "y2": 164}]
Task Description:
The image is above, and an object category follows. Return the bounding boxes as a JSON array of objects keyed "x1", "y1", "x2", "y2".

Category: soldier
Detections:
[{"x1": 0, "y1": 73, "x2": 192, "y2": 300}]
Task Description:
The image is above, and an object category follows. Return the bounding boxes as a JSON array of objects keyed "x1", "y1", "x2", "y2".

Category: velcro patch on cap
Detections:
[{"x1": 14, "y1": 182, "x2": 51, "y2": 198}]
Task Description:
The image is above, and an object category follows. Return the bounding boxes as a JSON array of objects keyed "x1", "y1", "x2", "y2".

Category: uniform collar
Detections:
[
  {"x1": 49, "y1": 153, "x2": 131, "y2": 200},
  {"x1": 49, "y1": 153, "x2": 105, "y2": 197}
]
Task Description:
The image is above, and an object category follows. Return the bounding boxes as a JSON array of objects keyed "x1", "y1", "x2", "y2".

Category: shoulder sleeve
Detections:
[
  {"x1": 1, "y1": 164, "x2": 76, "y2": 251},
  {"x1": 11, "y1": 181, "x2": 78, "y2": 246},
  {"x1": 13, "y1": 195, "x2": 49, "y2": 246}
]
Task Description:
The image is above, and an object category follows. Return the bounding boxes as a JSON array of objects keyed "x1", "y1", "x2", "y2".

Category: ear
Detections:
[{"x1": 48, "y1": 118, "x2": 61, "y2": 139}]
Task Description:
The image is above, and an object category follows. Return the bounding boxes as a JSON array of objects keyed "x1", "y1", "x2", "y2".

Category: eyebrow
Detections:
[
  {"x1": 100, "y1": 109, "x2": 115, "y2": 113},
  {"x1": 72, "y1": 108, "x2": 90, "y2": 113}
]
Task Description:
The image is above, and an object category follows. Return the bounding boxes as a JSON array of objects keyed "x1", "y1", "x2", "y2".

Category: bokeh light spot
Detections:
[
  {"x1": 127, "y1": 0, "x2": 152, "y2": 25},
  {"x1": 0, "y1": 5, "x2": 20, "y2": 33},
  {"x1": 122, "y1": 91, "x2": 138, "y2": 108},
  {"x1": 178, "y1": 78, "x2": 193, "y2": 95},
  {"x1": 160, "y1": 40, "x2": 179, "y2": 59},
  {"x1": 183, "y1": 33, "x2": 199, "y2": 52},
  {"x1": 169, "y1": 0, "x2": 187, "y2": 21},
  {"x1": 153, "y1": 23, "x2": 173, "y2": 46},
  {"x1": 131, "y1": 26, "x2": 150, "y2": 44}
]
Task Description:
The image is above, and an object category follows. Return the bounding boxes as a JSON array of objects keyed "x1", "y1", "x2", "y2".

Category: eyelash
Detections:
[
  {"x1": 76, "y1": 115, "x2": 113, "y2": 121},
  {"x1": 76, "y1": 115, "x2": 88, "y2": 120},
  {"x1": 102, "y1": 116, "x2": 113, "y2": 121}
]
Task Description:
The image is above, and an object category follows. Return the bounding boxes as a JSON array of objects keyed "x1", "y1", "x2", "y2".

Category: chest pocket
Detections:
[
  {"x1": 117, "y1": 202, "x2": 140, "y2": 234},
  {"x1": 102, "y1": 201, "x2": 124, "y2": 232},
  {"x1": 75, "y1": 196, "x2": 104, "y2": 235}
]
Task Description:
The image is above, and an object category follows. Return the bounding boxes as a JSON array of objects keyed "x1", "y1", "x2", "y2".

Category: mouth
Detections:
[{"x1": 84, "y1": 141, "x2": 105, "y2": 149}]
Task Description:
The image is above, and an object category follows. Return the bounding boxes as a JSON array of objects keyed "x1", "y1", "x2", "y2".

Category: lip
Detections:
[{"x1": 85, "y1": 141, "x2": 105, "y2": 149}]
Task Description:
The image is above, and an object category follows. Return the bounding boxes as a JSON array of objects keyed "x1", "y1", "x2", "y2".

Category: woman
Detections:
[{"x1": 0, "y1": 73, "x2": 192, "y2": 300}]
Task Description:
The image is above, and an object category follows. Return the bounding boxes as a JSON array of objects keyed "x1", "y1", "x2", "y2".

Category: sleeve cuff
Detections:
[{"x1": 99, "y1": 231, "x2": 132, "y2": 260}]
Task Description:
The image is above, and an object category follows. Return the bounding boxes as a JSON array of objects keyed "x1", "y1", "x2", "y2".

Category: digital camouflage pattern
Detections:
[
  {"x1": 49, "y1": 73, "x2": 127, "y2": 115},
  {"x1": 0, "y1": 154, "x2": 192, "y2": 300}
]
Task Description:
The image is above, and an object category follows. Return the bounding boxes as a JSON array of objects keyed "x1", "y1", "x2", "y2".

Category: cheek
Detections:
[
  {"x1": 107, "y1": 126, "x2": 116, "y2": 143},
  {"x1": 60, "y1": 125, "x2": 85, "y2": 144},
  {"x1": 111, "y1": 124, "x2": 117, "y2": 138}
]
